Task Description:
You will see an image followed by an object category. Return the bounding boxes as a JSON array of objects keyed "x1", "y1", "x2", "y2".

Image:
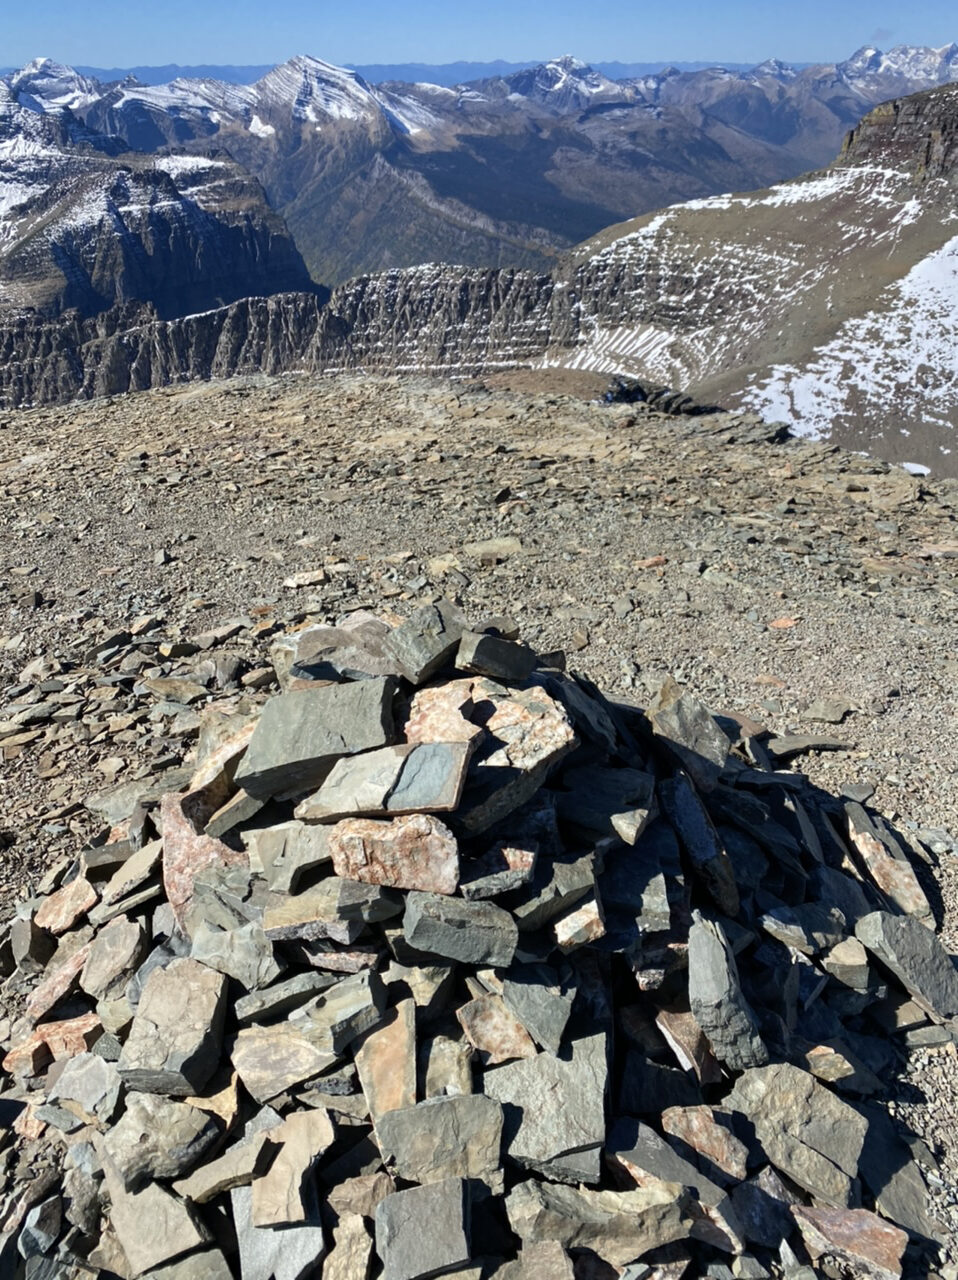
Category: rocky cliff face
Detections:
[{"x1": 839, "y1": 84, "x2": 958, "y2": 177}]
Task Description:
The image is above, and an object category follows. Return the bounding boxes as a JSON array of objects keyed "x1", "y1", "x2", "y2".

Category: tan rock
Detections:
[
  {"x1": 326, "y1": 1172, "x2": 396, "y2": 1220},
  {"x1": 404, "y1": 679, "x2": 482, "y2": 746},
  {"x1": 80, "y1": 915, "x2": 147, "y2": 1001},
  {"x1": 34, "y1": 876, "x2": 98, "y2": 935},
  {"x1": 354, "y1": 1000, "x2": 416, "y2": 1123},
  {"x1": 231, "y1": 1024, "x2": 338, "y2": 1103},
  {"x1": 160, "y1": 791, "x2": 248, "y2": 933},
  {"x1": 660, "y1": 1106, "x2": 749, "y2": 1183},
  {"x1": 4, "y1": 1012, "x2": 102, "y2": 1075},
  {"x1": 251, "y1": 1109, "x2": 335, "y2": 1226},
  {"x1": 553, "y1": 895, "x2": 605, "y2": 951},
  {"x1": 327, "y1": 814, "x2": 460, "y2": 894},
  {"x1": 456, "y1": 994, "x2": 537, "y2": 1065},
  {"x1": 324, "y1": 1212, "x2": 374, "y2": 1280},
  {"x1": 792, "y1": 1206, "x2": 907, "y2": 1280},
  {"x1": 847, "y1": 809, "x2": 933, "y2": 924},
  {"x1": 655, "y1": 1006, "x2": 723, "y2": 1085}
]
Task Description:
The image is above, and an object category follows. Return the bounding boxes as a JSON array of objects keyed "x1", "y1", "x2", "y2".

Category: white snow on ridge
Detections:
[
  {"x1": 248, "y1": 114, "x2": 275, "y2": 138},
  {"x1": 743, "y1": 235, "x2": 958, "y2": 442}
]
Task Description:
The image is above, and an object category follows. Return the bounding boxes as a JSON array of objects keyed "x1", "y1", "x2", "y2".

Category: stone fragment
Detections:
[
  {"x1": 234, "y1": 678, "x2": 397, "y2": 799},
  {"x1": 252, "y1": 1108, "x2": 335, "y2": 1226},
  {"x1": 96, "y1": 1139, "x2": 211, "y2": 1276},
  {"x1": 376, "y1": 1094, "x2": 504, "y2": 1190},
  {"x1": 354, "y1": 1000, "x2": 417, "y2": 1123},
  {"x1": 383, "y1": 603, "x2": 465, "y2": 685},
  {"x1": 299, "y1": 742, "x2": 472, "y2": 824},
  {"x1": 457, "y1": 680, "x2": 576, "y2": 834},
  {"x1": 235, "y1": 972, "x2": 334, "y2": 1024},
  {"x1": 48, "y1": 1052, "x2": 121, "y2": 1124},
  {"x1": 3, "y1": 1011, "x2": 101, "y2": 1076},
  {"x1": 822, "y1": 937, "x2": 872, "y2": 990},
  {"x1": 290, "y1": 970, "x2": 387, "y2": 1054},
  {"x1": 457, "y1": 631, "x2": 536, "y2": 681},
  {"x1": 506, "y1": 1179, "x2": 690, "y2": 1266},
  {"x1": 856, "y1": 910, "x2": 958, "y2": 1018},
  {"x1": 760, "y1": 903, "x2": 846, "y2": 955},
  {"x1": 501, "y1": 965, "x2": 574, "y2": 1055},
  {"x1": 231, "y1": 1025, "x2": 338, "y2": 1103},
  {"x1": 483, "y1": 1035, "x2": 607, "y2": 1184},
  {"x1": 555, "y1": 764, "x2": 655, "y2": 844},
  {"x1": 232, "y1": 1182, "x2": 326, "y2": 1280},
  {"x1": 246, "y1": 821, "x2": 331, "y2": 893},
  {"x1": 725, "y1": 1063, "x2": 868, "y2": 1206},
  {"x1": 508, "y1": 849, "x2": 596, "y2": 932},
  {"x1": 688, "y1": 914, "x2": 767, "y2": 1071},
  {"x1": 649, "y1": 678, "x2": 730, "y2": 792},
  {"x1": 846, "y1": 805, "x2": 932, "y2": 922},
  {"x1": 375, "y1": 1178, "x2": 471, "y2": 1280},
  {"x1": 404, "y1": 679, "x2": 484, "y2": 747},
  {"x1": 325, "y1": 1213, "x2": 375, "y2": 1280},
  {"x1": 97, "y1": 837, "x2": 163, "y2": 906},
  {"x1": 456, "y1": 994, "x2": 537, "y2": 1064},
  {"x1": 173, "y1": 1126, "x2": 273, "y2": 1203},
  {"x1": 142, "y1": 1250, "x2": 234, "y2": 1280},
  {"x1": 34, "y1": 876, "x2": 98, "y2": 935},
  {"x1": 10, "y1": 914, "x2": 55, "y2": 975},
  {"x1": 553, "y1": 893, "x2": 606, "y2": 950},
  {"x1": 792, "y1": 1206, "x2": 906, "y2": 1280},
  {"x1": 655, "y1": 1005, "x2": 723, "y2": 1084},
  {"x1": 404, "y1": 892, "x2": 517, "y2": 966},
  {"x1": 117, "y1": 958, "x2": 227, "y2": 1096},
  {"x1": 659, "y1": 775, "x2": 739, "y2": 916},
  {"x1": 607, "y1": 1118, "x2": 745, "y2": 1253},
  {"x1": 190, "y1": 918, "x2": 282, "y2": 991},
  {"x1": 422, "y1": 1033, "x2": 474, "y2": 1098},
  {"x1": 103, "y1": 1092, "x2": 221, "y2": 1190},
  {"x1": 79, "y1": 915, "x2": 147, "y2": 1001},
  {"x1": 460, "y1": 839, "x2": 538, "y2": 899},
  {"x1": 660, "y1": 1107, "x2": 749, "y2": 1184},
  {"x1": 326, "y1": 1172, "x2": 396, "y2": 1220},
  {"x1": 323, "y1": 813, "x2": 460, "y2": 894},
  {"x1": 263, "y1": 877, "x2": 401, "y2": 942},
  {"x1": 160, "y1": 792, "x2": 248, "y2": 933}
]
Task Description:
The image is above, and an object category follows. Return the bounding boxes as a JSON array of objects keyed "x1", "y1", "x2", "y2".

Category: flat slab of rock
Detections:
[
  {"x1": 298, "y1": 742, "x2": 472, "y2": 823},
  {"x1": 856, "y1": 910, "x2": 958, "y2": 1018},
  {"x1": 246, "y1": 821, "x2": 331, "y2": 893},
  {"x1": 660, "y1": 1106, "x2": 749, "y2": 1184},
  {"x1": 117, "y1": 958, "x2": 227, "y2": 1096},
  {"x1": 649, "y1": 678, "x2": 730, "y2": 792},
  {"x1": 457, "y1": 993, "x2": 537, "y2": 1064},
  {"x1": 231, "y1": 1025, "x2": 338, "y2": 1103},
  {"x1": 404, "y1": 892, "x2": 518, "y2": 966},
  {"x1": 103, "y1": 1092, "x2": 220, "y2": 1190},
  {"x1": 263, "y1": 878, "x2": 401, "y2": 943},
  {"x1": 290, "y1": 970, "x2": 387, "y2": 1054},
  {"x1": 323, "y1": 813, "x2": 460, "y2": 894},
  {"x1": 233, "y1": 678, "x2": 397, "y2": 799},
  {"x1": 232, "y1": 1182, "x2": 326, "y2": 1280},
  {"x1": 457, "y1": 631, "x2": 536, "y2": 681},
  {"x1": 846, "y1": 804, "x2": 932, "y2": 923},
  {"x1": 688, "y1": 914, "x2": 767, "y2": 1071},
  {"x1": 506, "y1": 1179, "x2": 690, "y2": 1266},
  {"x1": 354, "y1": 1000, "x2": 416, "y2": 1124},
  {"x1": 659, "y1": 774, "x2": 739, "y2": 916},
  {"x1": 792, "y1": 1205, "x2": 907, "y2": 1280},
  {"x1": 251, "y1": 1108, "x2": 335, "y2": 1226},
  {"x1": 375, "y1": 1177, "x2": 471, "y2": 1280},
  {"x1": 725, "y1": 1063, "x2": 868, "y2": 1207},
  {"x1": 483, "y1": 1034, "x2": 607, "y2": 1183},
  {"x1": 34, "y1": 875, "x2": 98, "y2": 935},
  {"x1": 376, "y1": 1094, "x2": 504, "y2": 1191},
  {"x1": 383, "y1": 603, "x2": 465, "y2": 686},
  {"x1": 161, "y1": 792, "x2": 248, "y2": 933}
]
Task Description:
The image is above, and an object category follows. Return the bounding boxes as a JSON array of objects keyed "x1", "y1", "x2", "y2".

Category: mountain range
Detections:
[{"x1": 3, "y1": 44, "x2": 958, "y2": 287}]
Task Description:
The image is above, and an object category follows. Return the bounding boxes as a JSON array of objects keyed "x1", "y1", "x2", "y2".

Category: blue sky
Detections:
[{"x1": 4, "y1": 1, "x2": 957, "y2": 68}]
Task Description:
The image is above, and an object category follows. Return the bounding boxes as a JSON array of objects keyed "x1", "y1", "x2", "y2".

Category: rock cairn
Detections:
[{"x1": 0, "y1": 600, "x2": 955, "y2": 1280}]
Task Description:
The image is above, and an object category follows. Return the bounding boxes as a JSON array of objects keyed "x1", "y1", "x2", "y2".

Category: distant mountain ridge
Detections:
[{"x1": 3, "y1": 44, "x2": 957, "y2": 288}]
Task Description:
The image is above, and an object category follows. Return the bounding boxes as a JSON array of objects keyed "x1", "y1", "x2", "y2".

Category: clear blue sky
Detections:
[{"x1": 4, "y1": 1, "x2": 956, "y2": 68}]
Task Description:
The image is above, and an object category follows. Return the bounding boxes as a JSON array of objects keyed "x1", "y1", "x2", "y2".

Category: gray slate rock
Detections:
[
  {"x1": 117, "y1": 957, "x2": 227, "y2": 1096},
  {"x1": 191, "y1": 918, "x2": 283, "y2": 992},
  {"x1": 483, "y1": 1034, "x2": 607, "y2": 1184},
  {"x1": 855, "y1": 910, "x2": 958, "y2": 1019},
  {"x1": 376, "y1": 1094, "x2": 504, "y2": 1191},
  {"x1": 375, "y1": 1178, "x2": 472, "y2": 1280},
  {"x1": 234, "y1": 678, "x2": 397, "y2": 799},
  {"x1": 688, "y1": 914, "x2": 768, "y2": 1071},
  {"x1": 649, "y1": 678, "x2": 730, "y2": 792},
  {"x1": 457, "y1": 631, "x2": 536, "y2": 681},
  {"x1": 659, "y1": 773, "x2": 739, "y2": 916},
  {"x1": 384, "y1": 602, "x2": 465, "y2": 686},
  {"x1": 290, "y1": 969, "x2": 387, "y2": 1054},
  {"x1": 232, "y1": 1182, "x2": 326, "y2": 1280},
  {"x1": 501, "y1": 965, "x2": 575, "y2": 1056},
  {"x1": 102, "y1": 1092, "x2": 221, "y2": 1190},
  {"x1": 404, "y1": 892, "x2": 518, "y2": 966}
]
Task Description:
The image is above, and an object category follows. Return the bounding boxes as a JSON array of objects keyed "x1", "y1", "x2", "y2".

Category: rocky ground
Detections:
[{"x1": 1, "y1": 371, "x2": 958, "y2": 1275}]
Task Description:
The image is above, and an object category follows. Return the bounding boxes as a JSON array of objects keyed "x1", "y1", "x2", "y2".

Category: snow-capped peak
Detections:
[
  {"x1": 7, "y1": 58, "x2": 103, "y2": 113},
  {"x1": 838, "y1": 43, "x2": 958, "y2": 87},
  {"x1": 254, "y1": 55, "x2": 380, "y2": 124},
  {"x1": 752, "y1": 58, "x2": 798, "y2": 81}
]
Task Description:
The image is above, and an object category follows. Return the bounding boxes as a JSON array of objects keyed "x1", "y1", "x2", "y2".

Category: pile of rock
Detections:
[{"x1": 0, "y1": 600, "x2": 955, "y2": 1280}]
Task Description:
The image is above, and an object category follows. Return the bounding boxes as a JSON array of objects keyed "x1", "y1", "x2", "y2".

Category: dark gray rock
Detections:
[
  {"x1": 232, "y1": 1182, "x2": 326, "y2": 1280},
  {"x1": 659, "y1": 773, "x2": 739, "y2": 916},
  {"x1": 375, "y1": 1178, "x2": 472, "y2": 1280},
  {"x1": 457, "y1": 631, "x2": 537, "y2": 681},
  {"x1": 649, "y1": 678, "x2": 730, "y2": 792},
  {"x1": 759, "y1": 903, "x2": 846, "y2": 956},
  {"x1": 103, "y1": 1093, "x2": 221, "y2": 1191},
  {"x1": 483, "y1": 1034, "x2": 607, "y2": 1184},
  {"x1": 501, "y1": 965, "x2": 575, "y2": 1055},
  {"x1": 404, "y1": 892, "x2": 518, "y2": 966},
  {"x1": 235, "y1": 971, "x2": 337, "y2": 1024},
  {"x1": 689, "y1": 914, "x2": 767, "y2": 1071},
  {"x1": 855, "y1": 910, "x2": 958, "y2": 1019},
  {"x1": 234, "y1": 678, "x2": 397, "y2": 799},
  {"x1": 190, "y1": 918, "x2": 283, "y2": 992},
  {"x1": 376, "y1": 1095, "x2": 504, "y2": 1191},
  {"x1": 384, "y1": 603, "x2": 466, "y2": 686}
]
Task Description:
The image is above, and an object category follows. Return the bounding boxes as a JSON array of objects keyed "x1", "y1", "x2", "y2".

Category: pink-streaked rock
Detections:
[
  {"x1": 328, "y1": 813, "x2": 459, "y2": 894},
  {"x1": 847, "y1": 810, "x2": 933, "y2": 924},
  {"x1": 25, "y1": 944, "x2": 93, "y2": 1021},
  {"x1": 456, "y1": 994, "x2": 537, "y2": 1065},
  {"x1": 404, "y1": 679, "x2": 482, "y2": 746},
  {"x1": 161, "y1": 792, "x2": 248, "y2": 933},
  {"x1": 553, "y1": 895, "x2": 606, "y2": 951},
  {"x1": 354, "y1": 1000, "x2": 416, "y2": 1124},
  {"x1": 34, "y1": 876, "x2": 98, "y2": 936},
  {"x1": 655, "y1": 1007, "x2": 723, "y2": 1085},
  {"x1": 792, "y1": 1206, "x2": 907, "y2": 1280},
  {"x1": 3, "y1": 1012, "x2": 102, "y2": 1077},
  {"x1": 661, "y1": 1106, "x2": 749, "y2": 1183}
]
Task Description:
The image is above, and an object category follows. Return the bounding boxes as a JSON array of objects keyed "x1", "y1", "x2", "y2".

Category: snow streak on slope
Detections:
[{"x1": 743, "y1": 235, "x2": 958, "y2": 455}]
